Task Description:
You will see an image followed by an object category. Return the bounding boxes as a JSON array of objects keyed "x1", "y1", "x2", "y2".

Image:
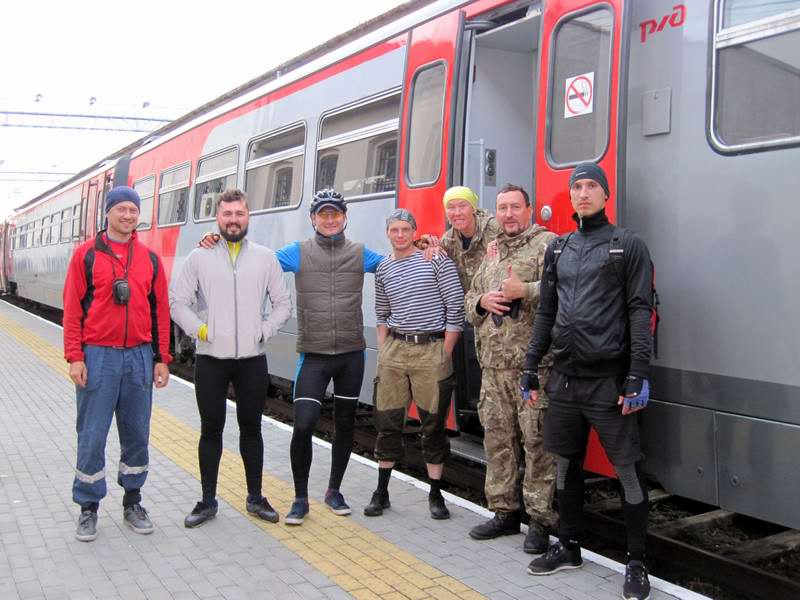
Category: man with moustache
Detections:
[
  {"x1": 523, "y1": 163, "x2": 654, "y2": 600},
  {"x1": 464, "y1": 184, "x2": 557, "y2": 554},
  {"x1": 63, "y1": 186, "x2": 171, "y2": 542},
  {"x1": 198, "y1": 189, "x2": 384, "y2": 526},
  {"x1": 171, "y1": 189, "x2": 292, "y2": 527},
  {"x1": 364, "y1": 209, "x2": 464, "y2": 520}
]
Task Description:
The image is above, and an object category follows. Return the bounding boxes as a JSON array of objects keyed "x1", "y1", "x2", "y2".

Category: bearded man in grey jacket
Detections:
[{"x1": 170, "y1": 189, "x2": 291, "y2": 528}]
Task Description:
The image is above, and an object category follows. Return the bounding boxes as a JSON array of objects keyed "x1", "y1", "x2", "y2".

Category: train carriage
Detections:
[{"x1": 3, "y1": 0, "x2": 799, "y2": 531}]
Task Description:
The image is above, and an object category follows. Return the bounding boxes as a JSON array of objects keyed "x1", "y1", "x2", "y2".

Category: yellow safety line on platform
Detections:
[{"x1": 0, "y1": 311, "x2": 486, "y2": 600}]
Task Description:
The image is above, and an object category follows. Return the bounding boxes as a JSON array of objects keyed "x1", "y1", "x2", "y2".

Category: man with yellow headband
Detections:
[{"x1": 421, "y1": 186, "x2": 501, "y2": 291}]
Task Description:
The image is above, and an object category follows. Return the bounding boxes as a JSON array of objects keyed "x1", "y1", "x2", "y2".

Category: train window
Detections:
[
  {"x1": 245, "y1": 124, "x2": 305, "y2": 212},
  {"x1": 547, "y1": 7, "x2": 613, "y2": 166},
  {"x1": 406, "y1": 62, "x2": 446, "y2": 186},
  {"x1": 72, "y1": 205, "x2": 81, "y2": 240},
  {"x1": 41, "y1": 216, "x2": 50, "y2": 246},
  {"x1": 316, "y1": 91, "x2": 401, "y2": 198},
  {"x1": 194, "y1": 147, "x2": 238, "y2": 221},
  {"x1": 711, "y1": 1, "x2": 800, "y2": 151},
  {"x1": 157, "y1": 163, "x2": 191, "y2": 227},
  {"x1": 133, "y1": 176, "x2": 155, "y2": 231},
  {"x1": 50, "y1": 214, "x2": 60, "y2": 245},
  {"x1": 60, "y1": 209, "x2": 72, "y2": 242}
]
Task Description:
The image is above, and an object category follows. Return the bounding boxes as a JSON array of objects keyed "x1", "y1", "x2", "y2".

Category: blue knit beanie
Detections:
[{"x1": 105, "y1": 186, "x2": 141, "y2": 213}]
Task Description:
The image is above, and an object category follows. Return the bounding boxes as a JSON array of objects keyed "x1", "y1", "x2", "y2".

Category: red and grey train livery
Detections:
[{"x1": 2, "y1": 0, "x2": 799, "y2": 530}]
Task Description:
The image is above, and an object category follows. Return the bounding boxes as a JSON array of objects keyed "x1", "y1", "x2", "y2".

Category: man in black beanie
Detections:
[{"x1": 520, "y1": 162, "x2": 655, "y2": 600}]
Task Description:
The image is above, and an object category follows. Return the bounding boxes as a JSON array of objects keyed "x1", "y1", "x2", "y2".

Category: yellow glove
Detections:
[{"x1": 198, "y1": 324, "x2": 208, "y2": 342}]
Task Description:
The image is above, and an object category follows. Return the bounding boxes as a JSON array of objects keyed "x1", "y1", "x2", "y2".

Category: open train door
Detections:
[
  {"x1": 535, "y1": 0, "x2": 627, "y2": 477},
  {"x1": 396, "y1": 9, "x2": 467, "y2": 429}
]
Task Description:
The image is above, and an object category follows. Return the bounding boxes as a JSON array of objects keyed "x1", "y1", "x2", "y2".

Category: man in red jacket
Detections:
[{"x1": 63, "y1": 186, "x2": 171, "y2": 542}]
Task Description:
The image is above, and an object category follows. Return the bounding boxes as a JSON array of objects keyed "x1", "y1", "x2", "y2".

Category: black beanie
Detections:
[{"x1": 569, "y1": 162, "x2": 609, "y2": 197}]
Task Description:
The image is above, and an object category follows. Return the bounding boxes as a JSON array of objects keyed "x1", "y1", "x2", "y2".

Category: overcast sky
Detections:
[{"x1": 0, "y1": 0, "x2": 407, "y2": 219}]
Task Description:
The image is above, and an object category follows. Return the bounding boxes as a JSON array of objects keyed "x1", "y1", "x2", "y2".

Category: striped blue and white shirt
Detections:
[{"x1": 375, "y1": 252, "x2": 464, "y2": 333}]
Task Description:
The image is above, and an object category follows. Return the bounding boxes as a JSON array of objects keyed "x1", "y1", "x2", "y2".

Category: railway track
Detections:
[{"x1": 6, "y1": 293, "x2": 800, "y2": 600}]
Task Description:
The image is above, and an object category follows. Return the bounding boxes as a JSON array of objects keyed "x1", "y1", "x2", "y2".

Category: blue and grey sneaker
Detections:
[
  {"x1": 285, "y1": 499, "x2": 309, "y2": 525},
  {"x1": 324, "y1": 490, "x2": 352, "y2": 516},
  {"x1": 123, "y1": 503, "x2": 154, "y2": 535},
  {"x1": 75, "y1": 509, "x2": 97, "y2": 542}
]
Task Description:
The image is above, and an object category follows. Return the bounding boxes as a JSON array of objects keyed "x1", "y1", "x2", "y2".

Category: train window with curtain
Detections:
[
  {"x1": 711, "y1": 0, "x2": 800, "y2": 151},
  {"x1": 406, "y1": 62, "x2": 446, "y2": 186},
  {"x1": 157, "y1": 163, "x2": 191, "y2": 226},
  {"x1": 316, "y1": 91, "x2": 401, "y2": 199},
  {"x1": 133, "y1": 176, "x2": 155, "y2": 231},
  {"x1": 547, "y1": 7, "x2": 613, "y2": 166},
  {"x1": 194, "y1": 147, "x2": 238, "y2": 221},
  {"x1": 245, "y1": 124, "x2": 305, "y2": 212}
]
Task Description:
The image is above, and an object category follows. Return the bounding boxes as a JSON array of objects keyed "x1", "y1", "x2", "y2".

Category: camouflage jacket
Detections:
[
  {"x1": 441, "y1": 208, "x2": 501, "y2": 292},
  {"x1": 465, "y1": 224, "x2": 556, "y2": 369}
]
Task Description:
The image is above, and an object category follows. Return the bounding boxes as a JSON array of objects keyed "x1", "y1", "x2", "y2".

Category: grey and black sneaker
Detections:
[
  {"x1": 184, "y1": 501, "x2": 218, "y2": 528},
  {"x1": 623, "y1": 560, "x2": 651, "y2": 600},
  {"x1": 246, "y1": 497, "x2": 280, "y2": 523},
  {"x1": 324, "y1": 491, "x2": 352, "y2": 516},
  {"x1": 527, "y1": 542, "x2": 583, "y2": 575},
  {"x1": 123, "y1": 503, "x2": 154, "y2": 535},
  {"x1": 75, "y1": 509, "x2": 98, "y2": 542},
  {"x1": 285, "y1": 499, "x2": 309, "y2": 525}
]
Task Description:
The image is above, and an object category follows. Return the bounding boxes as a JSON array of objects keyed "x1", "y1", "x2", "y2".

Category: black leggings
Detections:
[
  {"x1": 194, "y1": 354, "x2": 269, "y2": 500},
  {"x1": 290, "y1": 351, "x2": 365, "y2": 499}
]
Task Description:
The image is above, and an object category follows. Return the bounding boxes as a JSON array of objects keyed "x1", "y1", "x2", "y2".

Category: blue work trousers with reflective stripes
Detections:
[{"x1": 73, "y1": 344, "x2": 154, "y2": 507}]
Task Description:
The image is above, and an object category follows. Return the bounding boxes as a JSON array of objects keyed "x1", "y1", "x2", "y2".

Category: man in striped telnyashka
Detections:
[{"x1": 364, "y1": 209, "x2": 464, "y2": 521}]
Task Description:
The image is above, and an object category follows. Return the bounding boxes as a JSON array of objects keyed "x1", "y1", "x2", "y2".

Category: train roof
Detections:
[{"x1": 11, "y1": 0, "x2": 447, "y2": 216}]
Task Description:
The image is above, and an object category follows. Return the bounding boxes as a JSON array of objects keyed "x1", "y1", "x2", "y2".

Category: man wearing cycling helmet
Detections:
[{"x1": 199, "y1": 189, "x2": 382, "y2": 525}]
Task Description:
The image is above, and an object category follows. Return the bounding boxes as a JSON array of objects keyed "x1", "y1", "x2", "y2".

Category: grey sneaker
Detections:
[
  {"x1": 75, "y1": 509, "x2": 97, "y2": 542},
  {"x1": 123, "y1": 503, "x2": 154, "y2": 535}
]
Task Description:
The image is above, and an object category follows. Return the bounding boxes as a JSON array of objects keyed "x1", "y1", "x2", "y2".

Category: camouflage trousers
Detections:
[{"x1": 478, "y1": 367, "x2": 557, "y2": 528}]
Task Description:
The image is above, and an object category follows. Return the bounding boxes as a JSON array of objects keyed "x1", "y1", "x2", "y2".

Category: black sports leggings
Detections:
[
  {"x1": 290, "y1": 351, "x2": 365, "y2": 499},
  {"x1": 194, "y1": 354, "x2": 269, "y2": 500}
]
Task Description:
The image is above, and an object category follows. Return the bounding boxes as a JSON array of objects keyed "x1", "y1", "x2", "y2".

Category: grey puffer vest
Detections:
[{"x1": 295, "y1": 233, "x2": 366, "y2": 354}]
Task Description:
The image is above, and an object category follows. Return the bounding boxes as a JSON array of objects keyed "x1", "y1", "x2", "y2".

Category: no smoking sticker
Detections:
[{"x1": 564, "y1": 72, "x2": 594, "y2": 118}]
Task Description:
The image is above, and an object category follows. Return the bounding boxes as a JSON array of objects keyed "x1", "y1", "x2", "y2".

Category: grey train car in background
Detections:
[{"x1": 2, "y1": 0, "x2": 799, "y2": 530}]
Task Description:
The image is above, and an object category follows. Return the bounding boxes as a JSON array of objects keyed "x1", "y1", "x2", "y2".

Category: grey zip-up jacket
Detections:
[{"x1": 169, "y1": 239, "x2": 292, "y2": 359}]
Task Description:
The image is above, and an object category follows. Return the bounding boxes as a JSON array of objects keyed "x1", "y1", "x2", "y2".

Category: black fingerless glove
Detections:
[{"x1": 520, "y1": 370, "x2": 540, "y2": 393}]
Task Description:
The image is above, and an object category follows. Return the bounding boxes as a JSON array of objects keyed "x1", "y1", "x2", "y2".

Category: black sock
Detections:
[
  {"x1": 377, "y1": 467, "x2": 392, "y2": 494},
  {"x1": 627, "y1": 551, "x2": 646, "y2": 563},
  {"x1": 429, "y1": 478, "x2": 442, "y2": 499},
  {"x1": 559, "y1": 536, "x2": 581, "y2": 551},
  {"x1": 81, "y1": 502, "x2": 99, "y2": 513}
]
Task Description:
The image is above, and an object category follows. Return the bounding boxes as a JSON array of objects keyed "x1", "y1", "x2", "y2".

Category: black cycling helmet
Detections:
[{"x1": 309, "y1": 189, "x2": 347, "y2": 214}]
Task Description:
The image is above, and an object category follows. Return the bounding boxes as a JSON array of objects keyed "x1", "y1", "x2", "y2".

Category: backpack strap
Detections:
[
  {"x1": 547, "y1": 231, "x2": 573, "y2": 284},
  {"x1": 608, "y1": 227, "x2": 627, "y2": 286}
]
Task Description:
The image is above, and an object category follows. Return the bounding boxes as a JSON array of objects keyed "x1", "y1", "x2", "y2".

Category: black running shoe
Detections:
[
  {"x1": 246, "y1": 497, "x2": 279, "y2": 523},
  {"x1": 623, "y1": 560, "x2": 651, "y2": 600},
  {"x1": 184, "y1": 501, "x2": 218, "y2": 528},
  {"x1": 526, "y1": 542, "x2": 583, "y2": 575}
]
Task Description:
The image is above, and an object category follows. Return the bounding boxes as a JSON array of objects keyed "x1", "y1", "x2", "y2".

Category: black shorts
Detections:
[
  {"x1": 293, "y1": 350, "x2": 365, "y2": 404},
  {"x1": 543, "y1": 370, "x2": 642, "y2": 466}
]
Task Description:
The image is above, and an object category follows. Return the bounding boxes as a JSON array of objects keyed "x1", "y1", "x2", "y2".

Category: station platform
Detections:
[{"x1": 0, "y1": 299, "x2": 707, "y2": 600}]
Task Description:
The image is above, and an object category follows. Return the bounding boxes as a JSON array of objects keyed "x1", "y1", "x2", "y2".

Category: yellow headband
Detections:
[{"x1": 443, "y1": 186, "x2": 478, "y2": 211}]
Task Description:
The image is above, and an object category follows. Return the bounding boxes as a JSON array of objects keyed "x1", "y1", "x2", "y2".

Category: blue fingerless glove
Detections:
[
  {"x1": 622, "y1": 376, "x2": 650, "y2": 410},
  {"x1": 519, "y1": 370, "x2": 540, "y2": 401}
]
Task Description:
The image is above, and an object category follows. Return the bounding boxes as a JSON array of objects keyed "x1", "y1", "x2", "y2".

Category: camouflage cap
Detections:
[{"x1": 385, "y1": 208, "x2": 417, "y2": 230}]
